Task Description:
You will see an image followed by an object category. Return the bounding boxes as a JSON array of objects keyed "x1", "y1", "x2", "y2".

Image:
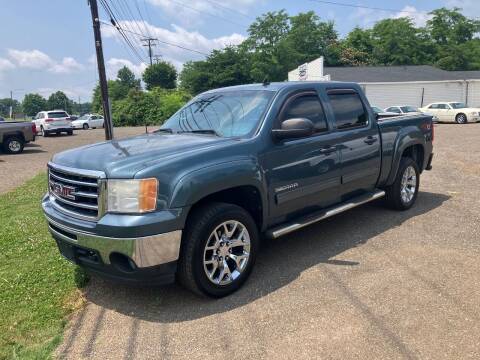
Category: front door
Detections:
[
  {"x1": 325, "y1": 89, "x2": 381, "y2": 198},
  {"x1": 264, "y1": 90, "x2": 341, "y2": 222}
]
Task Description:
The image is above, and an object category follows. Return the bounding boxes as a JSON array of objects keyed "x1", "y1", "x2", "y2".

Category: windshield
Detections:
[
  {"x1": 78, "y1": 115, "x2": 89, "y2": 120},
  {"x1": 161, "y1": 90, "x2": 274, "y2": 137},
  {"x1": 450, "y1": 102, "x2": 466, "y2": 109},
  {"x1": 400, "y1": 106, "x2": 419, "y2": 113}
]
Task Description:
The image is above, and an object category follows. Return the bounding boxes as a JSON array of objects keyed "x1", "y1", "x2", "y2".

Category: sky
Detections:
[{"x1": 0, "y1": 0, "x2": 478, "y2": 103}]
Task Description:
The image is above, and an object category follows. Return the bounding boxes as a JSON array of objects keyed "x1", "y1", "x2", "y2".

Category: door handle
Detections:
[
  {"x1": 364, "y1": 136, "x2": 378, "y2": 145},
  {"x1": 319, "y1": 146, "x2": 337, "y2": 155}
]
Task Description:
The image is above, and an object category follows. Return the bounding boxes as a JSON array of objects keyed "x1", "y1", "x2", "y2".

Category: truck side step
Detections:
[{"x1": 266, "y1": 189, "x2": 385, "y2": 239}]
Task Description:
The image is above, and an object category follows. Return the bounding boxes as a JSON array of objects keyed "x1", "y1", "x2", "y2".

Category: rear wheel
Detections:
[
  {"x1": 384, "y1": 157, "x2": 420, "y2": 210},
  {"x1": 455, "y1": 113, "x2": 467, "y2": 124},
  {"x1": 178, "y1": 202, "x2": 259, "y2": 297},
  {"x1": 3, "y1": 136, "x2": 24, "y2": 154},
  {"x1": 67, "y1": 130, "x2": 73, "y2": 135}
]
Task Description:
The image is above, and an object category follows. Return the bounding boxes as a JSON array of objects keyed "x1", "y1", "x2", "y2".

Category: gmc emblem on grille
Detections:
[{"x1": 50, "y1": 181, "x2": 76, "y2": 200}]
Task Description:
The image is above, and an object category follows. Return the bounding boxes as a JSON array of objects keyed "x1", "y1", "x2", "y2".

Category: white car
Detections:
[
  {"x1": 384, "y1": 105, "x2": 422, "y2": 115},
  {"x1": 419, "y1": 102, "x2": 480, "y2": 124},
  {"x1": 71, "y1": 114, "x2": 104, "y2": 130},
  {"x1": 33, "y1": 110, "x2": 73, "y2": 136}
]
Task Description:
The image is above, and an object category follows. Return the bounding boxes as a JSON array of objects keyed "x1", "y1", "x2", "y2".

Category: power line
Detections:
[
  {"x1": 309, "y1": 0, "x2": 422, "y2": 14},
  {"x1": 99, "y1": 0, "x2": 147, "y2": 62},
  {"x1": 99, "y1": 20, "x2": 210, "y2": 56},
  {"x1": 165, "y1": 0, "x2": 248, "y2": 27}
]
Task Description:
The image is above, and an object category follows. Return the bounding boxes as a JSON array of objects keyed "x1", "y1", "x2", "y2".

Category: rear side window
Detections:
[
  {"x1": 386, "y1": 107, "x2": 401, "y2": 113},
  {"x1": 328, "y1": 92, "x2": 367, "y2": 130},
  {"x1": 280, "y1": 94, "x2": 328, "y2": 133},
  {"x1": 48, "y1": 112, "x2": 68, "y2": 118}
]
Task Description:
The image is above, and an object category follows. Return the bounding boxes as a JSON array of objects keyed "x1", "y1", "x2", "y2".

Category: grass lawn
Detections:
[{"x1": 0, "y1": 173, "x2": 88, "y2": 359}]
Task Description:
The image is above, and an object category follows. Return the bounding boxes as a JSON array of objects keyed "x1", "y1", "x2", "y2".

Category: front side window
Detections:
[
  {"x1": 280, "y1": 94, "x2": 328, "y2": 133},
  {"x1": 386, "y1": 107, "x2": 401, "y2": 113},
  {"x1": 450, "y1": 102, "x2": 466, "y2": 109},
  {"x1": 161, "y1": 90, "x2": 274, "y2": 138},
  {"x1": 400, "y1": 106, "x2": 418, "y2": 113},
  {"x1": 328, "y1": 92, "x2": 368, "y2": 130}
]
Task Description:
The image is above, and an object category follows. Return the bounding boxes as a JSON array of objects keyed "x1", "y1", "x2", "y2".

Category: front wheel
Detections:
[
  {"x1": 455, "y1": 113, "x2": 467, "y2": 124},
  {"x1": 83, "y1": 123, "x2": 89, "y2": 130},
  {"x1": 178, "y1": 202, "x2": 259, "y2": 297},
  {"x1": 3, "y1": 136, "x2": 24, "y2": 154},
  {"x1": 384, "y1": 157, "x2": 420, "y2": 210}
]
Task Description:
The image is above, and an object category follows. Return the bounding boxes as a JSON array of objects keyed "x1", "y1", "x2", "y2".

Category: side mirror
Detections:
[{"x1": 272, "y1": 118, "x2": 315, "y2": 141}]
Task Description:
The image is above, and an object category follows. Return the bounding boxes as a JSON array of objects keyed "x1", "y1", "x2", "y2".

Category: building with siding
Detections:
[{"x1": 324, "y1": 65, "x2": 480, "y2": 109}]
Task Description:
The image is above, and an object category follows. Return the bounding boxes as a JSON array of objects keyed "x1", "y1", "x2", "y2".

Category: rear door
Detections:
[
  {"x1": 434, "y1": 103, "x2": 451, "y2": 121},
  {"x1": 325, "y1": 88, "x2": 381, "y2": 198},
  {"x1": 264, "y1": 90, "x2": 341, "y2": 221}
]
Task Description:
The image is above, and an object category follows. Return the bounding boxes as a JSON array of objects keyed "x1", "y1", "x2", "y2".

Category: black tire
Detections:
[
  {"x1": 455, "y1": 113, "x2": 467, "y2": 124},
  {"x1": 177, "y1": 202, "x2": 259, "y2": 297},
  {"x1": 40, "y1": 126, "x2": 49, "y2": 137},
  {"x1": 83, "y1": 123, "x2": 89, "y2": 130},
  {"x1": 67, "y1": 130, "x2": 73, "y2": 136},
  {"x1": 3, "y1": 136, "x2": 24, "y2": 154},
  {"x1": 384, "y1": 157, "x2": 420, "y2": 210}
]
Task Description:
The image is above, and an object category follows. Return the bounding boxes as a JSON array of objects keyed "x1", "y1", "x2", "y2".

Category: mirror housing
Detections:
[{"x1": 272, "y1": 118, "x2": 315, "y2": 141}]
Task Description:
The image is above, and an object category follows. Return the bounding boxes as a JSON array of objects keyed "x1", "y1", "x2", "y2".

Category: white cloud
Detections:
[
  {"x1": 350, "y1": 5, "x2": 431, "y2": 28},
  {"x1": 445, "y1": 0, "x2": 480, "y2": 15},
  {"x1": 102, "y1": 20, "x2": 245, "y2": 70},
  {"x1": 7, "y1": 49, "x2": 84, "y2": 74},
  {"x1": 0, "y1": 58, "x2": 15, "y2": 71},
  {"x1": 106, "y1": 58, "x2": 148, "y2": 79},
  {"x1": 392, "y1": 6, "x2": 432, "y2": 27}
]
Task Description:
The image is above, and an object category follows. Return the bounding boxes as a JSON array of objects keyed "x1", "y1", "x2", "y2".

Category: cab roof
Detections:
[{"x1": 204, "y1": 81, "x2": 359, "y2": 93}]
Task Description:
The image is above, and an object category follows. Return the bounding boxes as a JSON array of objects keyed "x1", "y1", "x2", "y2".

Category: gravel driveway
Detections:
[
  {"x1": 0, "y1": 127, "x2": 146, "y2": 194},
  {"x1": 3, "y1": 124, "x2": 480, "y2": 359}
]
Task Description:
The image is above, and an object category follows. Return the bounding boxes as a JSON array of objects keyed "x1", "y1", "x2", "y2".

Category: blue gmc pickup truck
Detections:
[{"x1": 43, "y1": 81, "x2": 433, "y2": 297}]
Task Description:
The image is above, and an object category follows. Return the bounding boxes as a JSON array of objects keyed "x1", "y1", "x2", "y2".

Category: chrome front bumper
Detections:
[{"x1": 46, "y1": 215, "x2": 182, "y2": 268}]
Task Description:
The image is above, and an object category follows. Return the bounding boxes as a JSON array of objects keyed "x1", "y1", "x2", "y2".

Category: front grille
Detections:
[{"x1": 48, "y1": 163, "x2": 105, "y2": 221}]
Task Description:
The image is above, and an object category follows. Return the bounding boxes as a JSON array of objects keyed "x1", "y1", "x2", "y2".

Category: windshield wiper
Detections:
[
  {"x1": 179, "y1": 129, "x2": 221, "y2": 136},
  {"x1": 154, "y1": 128, "x2": 174, "y2": 134}
]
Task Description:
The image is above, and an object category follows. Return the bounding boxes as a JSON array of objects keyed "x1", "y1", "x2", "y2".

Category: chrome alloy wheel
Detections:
[
  {"x1": 203, "y1": 220, "x2": 251, "y2": 286},
  {"x1": 400, "y1": 165, "x2": 417, "y2": 204},
  {"x1": 8, "y1": 140, "x2": 21, "y2": 152}
]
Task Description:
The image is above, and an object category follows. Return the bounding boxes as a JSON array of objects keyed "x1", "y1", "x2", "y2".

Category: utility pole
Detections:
[
  {"x1": 142, "y1": 38, "x2": 157, "y2": 66},
  {"x1": 153, "y1": 54, "x2": 162, "y2": 64},
  {"x1": 88, "y1": 0, "x2": 113, "y2": 140},
  {"x1": 9, "y1": 91, "x2": 13, "y2": 119},
  {"x1": 78, "y1": 96, "x2": 81, "y2": 114}
]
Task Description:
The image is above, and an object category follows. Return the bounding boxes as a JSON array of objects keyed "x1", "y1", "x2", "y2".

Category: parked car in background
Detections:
[
  {"x1": 71, "y1": 114, "x2": 104, "y2": 130},
  {"x1": 0, "y1": 116, "x2": 5, "y2": 122},
  {"x1": 33, "y1": 110, "x2": 73, "y2": 136},
  {"x1": 371, "y1": 106, "x2": 398, "y2": 119},
  {"x1": 0, "y1": 120, "x2": 36, "y2": 154},
  {"x1": 419, "y1": 102, "x2": 480, "y2": 124},
  {"x1": 43, "y1": 81, "x2": 434, "y2": 297},
  {"x1": 384, "y1": 105, "x2": 420, "y2": 114}
]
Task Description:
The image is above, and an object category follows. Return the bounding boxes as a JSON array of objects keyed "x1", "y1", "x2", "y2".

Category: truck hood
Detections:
[{"x1": 52, "y1": 133, "x2": 237, "y2": 178}]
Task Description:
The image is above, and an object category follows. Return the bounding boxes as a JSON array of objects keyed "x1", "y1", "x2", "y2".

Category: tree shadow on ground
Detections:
[{"x1": 82, "y1": 191, "x2": 449, "y2": 324}]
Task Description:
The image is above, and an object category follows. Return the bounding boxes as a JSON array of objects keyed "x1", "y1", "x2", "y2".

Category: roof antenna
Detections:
[{"x1": 262, "y1": 77, "x2": 270, "y2": 86}]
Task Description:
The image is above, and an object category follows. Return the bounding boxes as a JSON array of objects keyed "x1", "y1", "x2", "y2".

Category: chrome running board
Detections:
[{"x1": 267, "y1": 189, "x2": 385, "y2": 239}]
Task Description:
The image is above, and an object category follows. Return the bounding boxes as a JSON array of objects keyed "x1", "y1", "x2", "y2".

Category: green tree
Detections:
[
  {"x1": 22, "y1": 93, "x2": 47, "y2": 116},
  {"x1": 0, "y1": 98, "x2": 20, "y2": 117},
  {"x1": 142, "y1": 61, "x2": 178, "y2": 90},
  {"x1": 117, "y1": 66, "x2": 140, "y2": 89},
  {"x1": 47, "y1": 91, "x2": 72, "y2": 113},
  {"x1": 427, "y1": 8, "x2": 480, "y2": 45},
  {"x1": 371, "y1": 18, "x2": 432, "y2": 65}
]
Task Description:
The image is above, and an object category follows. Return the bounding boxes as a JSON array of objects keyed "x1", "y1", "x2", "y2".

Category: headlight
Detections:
[{"x1": 107, "y1": 178, "x2": 158, "y2": 213}]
